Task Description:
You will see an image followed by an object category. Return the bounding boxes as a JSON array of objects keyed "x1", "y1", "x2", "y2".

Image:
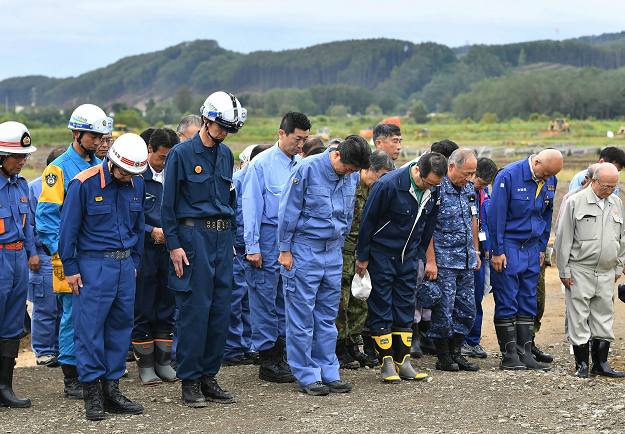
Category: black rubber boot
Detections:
[
  {"x1": 346, "y1": 341, "x2": 378, "y2": 368},
  {"x1": 391, "y1": 327, "x2": 428, "y2": 380},
  {"x1": 371, "y1": 329, "x2": 400, "y2": 383},
  {"x1": 573, "y1": 343, "x2": 589, "y2": 378},
  {"x1": 410, "y1": 323, "x2": 423, "y2": 358},
  {"x1": 361, "y1": 333, "x2": 379, "y2": 365},
  {"x1": 132, "y1": 335, "x2": 162, "y2": 386},
  {"x1": 0, "y1": 339, "x2": 31, "y2": 408},
  {"x1": 200, "y1": 376, "x2": 236, "y2": 403},
  {"x1": 418, "y1": 321, "x2": 437, "y2": 355},
  {"x1": 336, "y1": 339, "x2": 359, "y2": 369},
  {"x1": 494, "y1": 317, "x2": 525, "y2": 370},
  {"x1": 61, "y1": 364, "x2": 83, "y2": 399},
  {"x1": 101, "y1": 379, "x2": 143, "y2": 414},
  {"x1": 258, "y1": 345, "x2": 296, "y2": 383},
  {"x1": 153, "y1": 331, "x2": 179, "y2": 382},
  {"x1": 531, "y1": 336, "x2": 553, "y2": 363},
  {"x1": 450, "y1": 333, "x2": 479, "y2": 371},
  {"x1": 82, "y1": 380, "x2": 105, "y2": 421},
  {"x1": 181, "y1": 379, "x2": 206, "y2": 407},
  {"x1": 590, "y1": 339, "x2": 625, "y2": 378},
  {"x1": 516, "y1": 316, "x2": 550, "y2": 371},
  {"x1": 433, "y1": 338, "x2": 459, "y2": 371}
]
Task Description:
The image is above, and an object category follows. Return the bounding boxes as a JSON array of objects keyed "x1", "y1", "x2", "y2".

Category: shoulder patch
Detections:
[
  {"x1": 547, "y1": 185, "x2": 555, "y2": 191},
  {"x1": 291, "y1": 177, "x2": 300, "y2": 184},
  {"x1": 74, "y1": 166, "x2": 101, "y2": 183},
  {"x1": 45, "y1": 173, "x2": 57, "y2": 187}
]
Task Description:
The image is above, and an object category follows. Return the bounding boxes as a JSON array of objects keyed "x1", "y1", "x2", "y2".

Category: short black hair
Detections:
[
  {"x1": 164, "y1": 127, "x2": 179, "y2": 147},
  {"x1": 372, "y1": 124, "x2": 401, "y2": 145},
  {"x1": 336, "y1": 135, "x2": 371, "y2": 169},
  {"x1": 418, "y1": 152, "x2": 448, "y2": 179},
  {"x1": 149, "y1": 128, "x2": 177, "y2": 152},
  {"x1": 307, "y1": 146, "x2": 327, "y2": 156},
  {"x1": 140, "y1": 128, "x2": 155, "y2": 146},
  {"x1": 430, "y1": 139, "x2": 459, "y2": 159},
  {"x1": 279, "y1": 112, "x2": 311, "y2": 136},
  {"x1": 599, "y1": 146, "x2": 625, "y2": 167},
  {"x1": 303, "y1": 135, "x2": 324, "y2": 156},
  {"x1": 475, "y1": 157, "x2": 498, "y2": 183},
  {"x1": 47, "y1": 147, "x2": 66, "y2": 166},
  {"x1": 249, "y1": 143, "x2": 272, "y2": 161}
]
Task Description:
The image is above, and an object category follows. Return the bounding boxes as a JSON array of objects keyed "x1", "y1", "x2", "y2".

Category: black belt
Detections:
[
  {"x1": 179, "y1": 218, "x2": 230, "y2": 231},
  {"x1": 80, "y1": 248, "x2": 131, "y2": 260}
]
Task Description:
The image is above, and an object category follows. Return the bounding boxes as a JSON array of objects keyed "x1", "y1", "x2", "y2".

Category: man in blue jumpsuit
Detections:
[
  {"x1": 0, "y1": 121, "x2": 36, "y2": 408},
  {"x1": 27, "y1": 147, "x2": 65, "y2": 367},
  {"x1": 243, "y1": 112, "x2": 310, "y2": 383},
  {"x1": 357, "y1": 152, "x2": 447, "y2": 383},
  {"x1": 36, "y1": 104, "x2": 111, "y2": 399},
  {"x1": 132, "y1": 128, "x2": 179, "y2": 386},
  {"x1": 488, "y1": 149, "x2": 563, "y2": 371},
  {"x1": 59, "y1": 133, "x2": 147, "y2": 420},
  {"x1": 278, "y1": 135, "x2": 371, "y2": 396},
  {"x1": 425, "y1": 149, "x2": 480, "y2": 372},
  {"x1": 161, "y1": 91, "x2": 244, "y2": 407}
]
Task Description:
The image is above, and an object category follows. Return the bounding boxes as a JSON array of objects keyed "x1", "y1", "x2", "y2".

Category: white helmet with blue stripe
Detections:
[
  {"x1": 68, "y1": 104, "x2": 113, "y2": 134},
  {"x1": 200, "y1": 91, "x2": 247, "y2": 134}
]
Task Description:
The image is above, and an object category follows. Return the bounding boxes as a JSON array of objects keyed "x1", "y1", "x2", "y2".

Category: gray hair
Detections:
[
  {"x1": 329, "y1": 138, "x2": 344, "y2": 146},
  {"x1": 582, "y1": 163, "x2": 598, "y2": 186},
  {"x1": 177, "y1": 114, "x2": 202, "y2": 134},
  {"x1": 370, "y1": 149, "x2": 395, "y2": 173},
  {"x1": 448, "y1": 148, "x2": 477, "y2": 168}
]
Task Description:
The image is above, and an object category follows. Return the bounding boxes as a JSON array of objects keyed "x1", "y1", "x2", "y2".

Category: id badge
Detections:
[
  {"x1": 478, "y1": 231, "x2": 487, "y2": 241},
  {"x1": 470, "y1": 205, "x2": 477, "y2": 216}
]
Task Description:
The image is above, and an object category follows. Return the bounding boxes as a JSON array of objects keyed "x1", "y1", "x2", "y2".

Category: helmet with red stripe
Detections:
[
  {"x1": 0, "y1": 121, "x2": 37, "y2": 155},
  {"x1": 107, "y1": 133, "x2": 148, "y2": 175}
]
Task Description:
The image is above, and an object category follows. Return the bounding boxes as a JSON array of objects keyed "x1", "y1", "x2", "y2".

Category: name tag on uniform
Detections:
[
  {"x1": 478, "y1": 231, "x2": 487, "y2": 241},
  {"x1": 20, "y1": 197, "x2": 27, "y2": 203}
]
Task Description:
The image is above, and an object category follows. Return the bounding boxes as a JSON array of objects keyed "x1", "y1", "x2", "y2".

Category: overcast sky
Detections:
[{"x1": 1, "y1": 0, "x2": 624, "y2": 81}]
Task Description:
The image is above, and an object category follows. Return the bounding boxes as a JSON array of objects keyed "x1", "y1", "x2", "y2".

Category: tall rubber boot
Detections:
[
  {"x1": 0, "y1": 339, "x2": 30, "y2": 408},
  {"x1": 371, "y1": 329, "x2": 400, "y2": 383},
  {"x1": 132, "y1": 335, "x2": 162, "y2": 386},
  {"x1": 153, "y1": 331, "x2": 179, "y2": 382},
  {"x1": 61, "y1": 364, "x2": 83, "y2": 399},
  {"x1": 450, "y1": 333, "x2": 479, "y2": 371},
  {"x1": 516, "y1": 316, "x2": 550, "y2": 371},
  {"x1": 493, "y1": 316, "x2": 525, "y2": 370},
  {"x1": 572, "y1": 343, "x2": 589, "y2": 378},
  {"x1": 418, "y1": 320, "x2": 437, "y2": 355},
  {"x1": 433, "y1": 338, "x2": 459, "y2": 371},
  {"x1": 590, "y1": 339, "x2": 625, "y2": 378},
  {"x1": 410, "y1": 323, "x2": 423, "y2": 358},
  {"x1": 391, "y1": 327, "x2": 428, "y2": 381}
]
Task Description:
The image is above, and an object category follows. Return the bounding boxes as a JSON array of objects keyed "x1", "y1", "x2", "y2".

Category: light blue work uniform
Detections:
[
  {"x1": 242, "y1": 142, "x2": 301, "y2": 352},
  {"x1": 278, "y1": 150, "x2": 357, "y2": 388}
]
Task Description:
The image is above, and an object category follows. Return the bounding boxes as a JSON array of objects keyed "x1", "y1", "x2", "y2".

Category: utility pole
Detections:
[{"x1": 31, "y1": 87, "x2": 36, "y2": 107}]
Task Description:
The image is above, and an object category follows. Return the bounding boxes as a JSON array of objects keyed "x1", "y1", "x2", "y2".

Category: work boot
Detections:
[
  {"x1": 336, "y1": 339, "x2": 359, "y2": 369},
  {"x1": 346, "y1": 341, "x2": 378, "y2": 368},
  {"x1": 200, "y1": 376, "x2": 236, "y2": 403},
  {"x1": 590, "y1": 339, "x2": 625, "y2": 378},
  {"x1": 516, "y1": 316, "x2": 550, "y2": 371},
  {"x1": 494, "y1": 317, "x2": 525, "y2": 370},
  {"x1": 324, "y1": 380, "x2": 352, "y2": 393},
  {"x1": 299, "y1": 381, "x2": 330, "y2": 396},
  {"x1": 371, "y1": 329, "x2": 400, "y2": 383},
  {"x1": 181, "y1": 379, "x2": 206, "y2": 407},
  {"x1": 418, "y1": 321, "x2": 437, "y2": 355},
  {"x1": 258, "y1": 346, "x2": 295, "y2": 383},
  {"x1": 153, "y1": 331, "x2": 179, "y2": 382},
  {"x1": 361, "y1": 333, "x2": 379, "y2": 365},
  {"x1": 101, "y1": 379, "x2": 143, "y2": 414},
  {"x1": 391, "y1": 327, "x2": 428, "y2": 380},
  {"x1": 531, "y1": 336, "x2": 553, "y2": 363},
  {"x1": 222, "y1": 354, "x2": 254, "y2": 366},
  {"x1": 410, "y1": 323, "x2": 423, "y2": 358},
  {"x1": 433, "y1": 338, "x2": 459, "y2": 371},
  {"x1": 61, "y1": 364, "x2": 83, "y2": 399},
  {"x1": 461, "y1": 342, "x2": 488, "y2": 359},
  {"x1": 572, "y1": 343, "x2": 589, "y2": 378},
  {"x1": 0, "y1": 339, "x2": 30, "y2": 408},
  {"x1": 82, "y1": 380, "x2": 104, "y2": 421},
  {"x1": 132, "y1": 335, "x2": 162, "y2": 386},
  {"x1": 450, "y1": 334, "x2": 479, "y2": 371}
]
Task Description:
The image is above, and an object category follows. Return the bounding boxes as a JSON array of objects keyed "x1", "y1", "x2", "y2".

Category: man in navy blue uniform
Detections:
[
  {"x1": 488, "y1": 149, "x2": 563, "y2": 371},
  {"x1": 132, "y1": 128, "x2": 179, "y2": 386},
  {"x1": 161, "y1": 91, "x2": 244, "y2": 407},
  {"x1": 59, "y1": 133, "x2": 147, "y2": 420},
  {"x1": 0, "y1": 121, "x2": 36, "y2": 408},
  {"x1": 357, "y1": 152, "x2": 447, "y2": 383}
]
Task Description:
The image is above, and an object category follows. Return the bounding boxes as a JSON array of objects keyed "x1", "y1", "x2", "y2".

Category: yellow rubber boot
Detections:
[
  {"x1": 392, "y1": 328, "x2": 429, "y2": 381},
  {"x1": 372, "y1": 330, "x2": 400, "y2": 383}
]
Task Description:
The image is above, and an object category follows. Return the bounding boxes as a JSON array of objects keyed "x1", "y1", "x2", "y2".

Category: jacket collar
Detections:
[
  {"x1": 398, "y1": 166, "x2": 413, "y2": 191},
  {"x1": 323, "y1": 149, "x2": 339, "y2": 181}
]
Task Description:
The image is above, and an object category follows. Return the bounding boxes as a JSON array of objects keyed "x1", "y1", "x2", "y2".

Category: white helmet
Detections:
[
  {"x1": 68, "y1": 104, "x2": 113, "y2": 135},
  {"x1": 107, "y1": 133, "x2": 148, "y2": 175},
  {"x1": 0, "y1": 121, "x2": 37, "y2": 155},
  {"x1": 239, "y1": 144, "x2": 257, "y2": 162},
  {"x1": 200, "y1": 91, "x2": 247, "y2": 134}
]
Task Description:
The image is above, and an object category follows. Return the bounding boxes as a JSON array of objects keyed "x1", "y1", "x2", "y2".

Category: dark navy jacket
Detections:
[
  {"x1": 357, "y1": 165, "x2": 440, "y2": 263},
  {"x1": 143, "y1": 163, "x2": 165, "y2": 247}
]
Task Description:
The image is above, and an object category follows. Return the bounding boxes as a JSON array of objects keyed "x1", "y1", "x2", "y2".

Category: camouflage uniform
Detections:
[
  {"x1": 427, "y1": 176, "x2": 478, "y2": 340},
  {"x1": 336, "y1": 181, "x2": 370, "y2": 345},
  {"x1": 533, "y1": 253, "x2": 547, "y2": 335}
]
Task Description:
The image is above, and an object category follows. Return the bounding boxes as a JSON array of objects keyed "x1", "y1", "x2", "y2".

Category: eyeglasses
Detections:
[
  {"x1": 100, "y1": 137, "x2": 114, "y2": 145},
  {"x1": 7, "y1": 154, "x2": 30, "y2": 161},
  {"x1": 597, "y1": 182, "x2": 617, "y2": 191},
  {"x1": 419, "y1": 175, "x2": 436, "y2": 189},
  {"x1": 114, "y1": 166, "x2": 135, "y2": 178}
]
